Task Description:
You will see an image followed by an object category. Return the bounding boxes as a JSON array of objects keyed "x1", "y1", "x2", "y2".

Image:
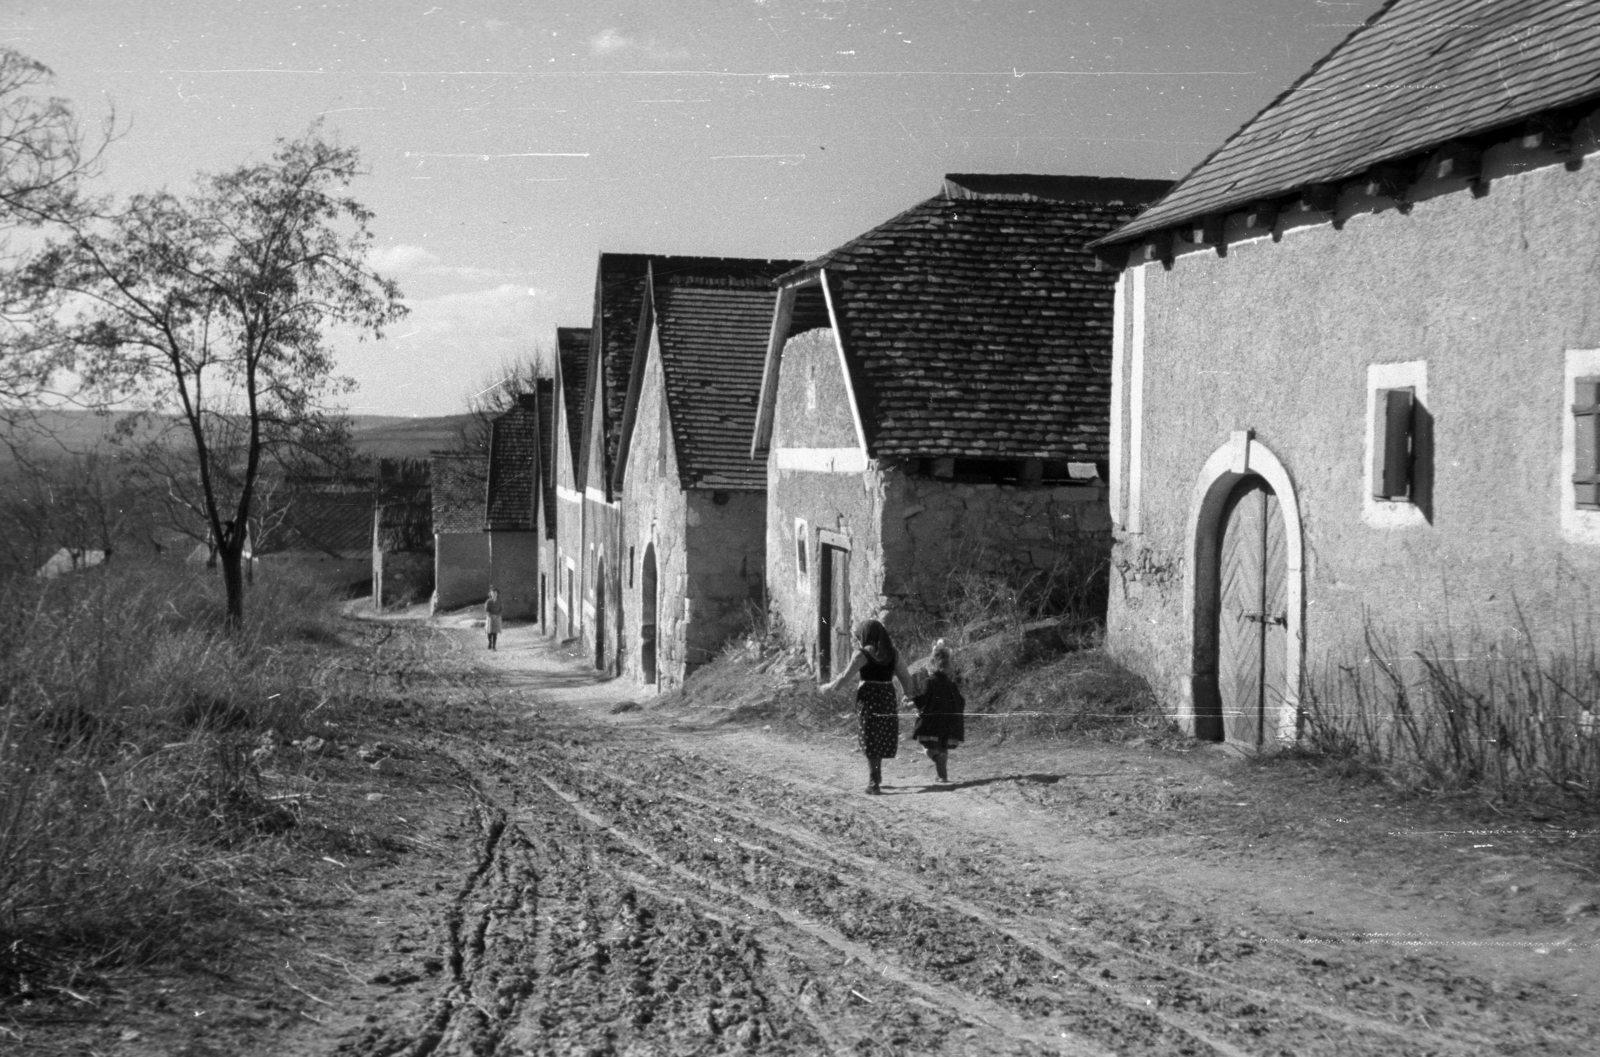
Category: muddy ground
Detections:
[{"x1": 9, "y1": 615, "x2": 1600, "y2": 1056}]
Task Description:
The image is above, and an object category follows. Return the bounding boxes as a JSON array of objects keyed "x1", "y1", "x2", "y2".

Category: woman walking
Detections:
[
  {"x1": 912, "y1": 639, "x2": 965, "y2": 784},
  {"x1": 484, "y1": 586, "x2": 503, "y2": 651},
  {"x1": 823, "y1": 619, "x2": 914, "y2": 795}
]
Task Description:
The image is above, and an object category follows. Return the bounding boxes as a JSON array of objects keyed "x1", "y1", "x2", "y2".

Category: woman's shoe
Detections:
[{"x1": 866, "y1": 783, "x2": 881, "y2": 795}]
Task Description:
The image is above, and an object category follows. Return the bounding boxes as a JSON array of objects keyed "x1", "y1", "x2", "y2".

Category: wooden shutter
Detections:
[
  {"x1": 1574, "y1": 378, "x2": 1600, "y2": 508},
  {"x1": 1372, "y1": 387, "x2": 1414, "y2": 500}
]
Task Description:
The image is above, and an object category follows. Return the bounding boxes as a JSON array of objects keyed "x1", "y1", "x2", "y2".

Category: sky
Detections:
[{"x1": 3, "y1": 0, "x2": 1383, "y2": 417}]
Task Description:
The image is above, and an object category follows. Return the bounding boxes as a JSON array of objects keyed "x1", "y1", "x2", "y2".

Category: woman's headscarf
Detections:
[{"x1": 856, "y1": 619, "x2": 894, "y2": 664}]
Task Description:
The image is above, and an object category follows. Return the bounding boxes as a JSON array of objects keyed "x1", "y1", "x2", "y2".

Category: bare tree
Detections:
[
  {"x1": 0, "y1": 47, "x2": 111, "y2": 435},
  {"x1": 453, "y1": 346, "x2": 553, "y2": 455},
  {"x1": 34, "y1": 129, "x2": 405, "y2": 627}
]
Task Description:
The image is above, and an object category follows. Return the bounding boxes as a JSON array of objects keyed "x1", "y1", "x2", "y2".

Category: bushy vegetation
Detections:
[
  {"x1": 671, "y1": 556, "x2": 1168, "y2": 746},
  {"x1": 0, "y1": 559, "x2": 348, "y2": 987},
  {"x1": 1302, "y1": 617, "x2": 1600, "y2": 803}
]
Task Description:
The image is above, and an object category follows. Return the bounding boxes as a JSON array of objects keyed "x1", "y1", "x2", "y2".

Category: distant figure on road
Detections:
[
  {"x1": 823, "y1": 619, "x2": 913, "y2": 795},
  {"x1": 912, "y1": 639, "x2": 965, "y2": 784},
  {"x1": 485, "y1": 587, "x2": 503, "y2": 651}
]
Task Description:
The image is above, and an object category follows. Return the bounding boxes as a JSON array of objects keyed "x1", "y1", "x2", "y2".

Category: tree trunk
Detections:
[{"x1": 220, "y1": 542, "x2": 245, "y2": 630}]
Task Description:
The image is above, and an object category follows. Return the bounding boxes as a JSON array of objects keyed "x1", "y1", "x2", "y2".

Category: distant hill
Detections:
[
  {"x1": 1, "y1": 410, "x2": 476, "y2": 464},
  {"x1": 348, "y1": 414, "x2": 475, "y2": 459}
]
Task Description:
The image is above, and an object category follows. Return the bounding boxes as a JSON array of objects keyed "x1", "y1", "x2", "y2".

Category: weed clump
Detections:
[
  {"x1": 1302, "y1": 615, "x2": 1600, "y2": 804},
  {"x1": 0, "y1": 559, "x2": 344, "y2": 990}
]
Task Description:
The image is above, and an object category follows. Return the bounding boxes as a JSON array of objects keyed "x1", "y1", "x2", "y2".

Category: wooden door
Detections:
[
  {"x1": 817, "y1": 545, "x2": 851, "y2": 680},
  {"x1": 594, "y1": 558, "x2": 607, "y2": 670},
  {"x1": 641, "y1": 545, "x2": 657, "y2": 684},
  {"x1": 1216, "y1": 478, "x2": 1287, "y2": 746}
]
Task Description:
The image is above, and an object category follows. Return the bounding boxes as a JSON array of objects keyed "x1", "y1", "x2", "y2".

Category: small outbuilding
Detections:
[
  {"x1": 753, "y1": 173, "x2": 1169, "y2": 678},
  {"x1": 1089, "y1": 0, "x2": 1600, "y2": 746}
]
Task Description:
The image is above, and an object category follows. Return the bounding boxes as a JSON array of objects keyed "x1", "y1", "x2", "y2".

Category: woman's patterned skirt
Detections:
[{"x1": 856, "y1": 680, "x2": 899, "y2": 759}]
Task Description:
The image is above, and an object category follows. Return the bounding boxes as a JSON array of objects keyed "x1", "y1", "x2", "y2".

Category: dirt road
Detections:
[{"x1": 315, "y1": 620, "x2": 1600, "y2": 1057}]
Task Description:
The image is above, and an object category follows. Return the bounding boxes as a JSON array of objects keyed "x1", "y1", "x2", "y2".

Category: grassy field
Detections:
[{"x1": 0, "y1": 559, "x2": 406, "y2": 993}]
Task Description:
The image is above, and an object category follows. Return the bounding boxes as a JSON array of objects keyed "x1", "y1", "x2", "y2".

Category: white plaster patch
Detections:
[
  {"x1": 1362, "y1": 359, "x2": 1429, "y2": 529},
  {"x1": 1561, "y1": 348, "x2": 1600, "y2": 545},
  {"x1": 774, "y1": 447, "x2": 868, "y2": 473},
  {"x1": 1127, "y1": 264, "x2": 1147, "y2": 534}
]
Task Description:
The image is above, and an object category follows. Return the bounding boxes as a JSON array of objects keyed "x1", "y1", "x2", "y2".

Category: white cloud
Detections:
[
  {"x1": 368, "y1": 243, "x2": 440, "y2": 273},
  {"x1": 588, "y1": 27, "x2": 689, "y2": 60},
  {"x1": 590, "y1": 28, "x2": 632, "y2": 55},
  {"x1": 336, "y1": 284, "x2": 552, "y2": 416}
]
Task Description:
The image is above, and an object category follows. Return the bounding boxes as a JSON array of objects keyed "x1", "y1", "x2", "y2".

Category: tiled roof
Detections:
[
  {"x1": 585, "y1": 254, "x2": 652, "y2": 489},
  {"x1": 555, "y1": 326, "x2": 590, "y2": 476},
  {"x1": 534, "y1": 378, "x2": 555, "y2": 538},
  {"x1": 274, "y1": 493, "x2": 373, "y2": 557},
  {"x1": 786, "y1": 177, "x2": 1168, "y2": 461},
  {"x1": 1102, "y1": 0, "x2": 1600, "y2": 245},
  {"x1": 650, "y1": 258, "x2": 801, "y2": 490},
  {"x1": 484, "y1": 394, "x2": 538, "y2": 531},
  {"x1": 431, "y1": 455, "x2": 487, "y2": 535}
]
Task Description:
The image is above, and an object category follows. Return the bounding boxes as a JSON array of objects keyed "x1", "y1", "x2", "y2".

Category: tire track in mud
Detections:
[
  {"x1": 342, "y1": 752, "x2": 1004, "y2": 1056},
  {"x1": 571, "y1": 757, "x2": 1510, "y2": 1056},
  {"x1": 539, "y1": 738, "x2": 1586, "y2": 1056},
  {"x1": 345, "y1": 719, "x2": 1587, "y2": 1056}
]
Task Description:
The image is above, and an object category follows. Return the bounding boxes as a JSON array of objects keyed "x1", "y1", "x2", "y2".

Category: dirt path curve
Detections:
[{"x1": 337, "y1": 619, "x2": 1600, "y2": 1056}]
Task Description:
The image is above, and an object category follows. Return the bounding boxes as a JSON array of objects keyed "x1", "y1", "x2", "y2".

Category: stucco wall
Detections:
[
  {"x1": 621, "y1": 337, "x2": 691, "y2": 689},
  {"x1": 433, "y1": 531, "x2": 491, "y2": 612},
  {"x1": 488, "y1": 530, "x2": 539, "y2": 619},
  {"x1": 1108, "y1": 138, "x2": 1600, "y2": 724},
  {"x1": 554, "y1": 382, "x2": 584, "y2": 641},
  {"x1": 581, "y1": 361, "x2": 624, "y2": 674}
]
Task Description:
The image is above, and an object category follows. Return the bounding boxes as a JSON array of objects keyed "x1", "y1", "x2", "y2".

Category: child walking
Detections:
[
  {"x1": 484, "y1": 587, "x2": 503, "y2": 651},
  {"x1": 912, "y1": 639, "x2": 965, "y2": 783},
  {"x1": 822, "y1": 619, "x2": 914, "y2": 795}
]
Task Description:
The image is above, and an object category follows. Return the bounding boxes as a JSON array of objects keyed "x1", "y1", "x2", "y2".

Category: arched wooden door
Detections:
[
  {"x1": 641, "y1": 545, "x2": 658, "y2": 684},
  {"x1": 1216, "y1": 477, "x2": 1288, "y2": 746}
]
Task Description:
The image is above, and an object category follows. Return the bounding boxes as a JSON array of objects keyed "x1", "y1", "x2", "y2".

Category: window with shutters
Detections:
[
  {"x1": 1363, "y1": 361, "x2": 1429, "y2": 529},
  {"x1": 1561, "y1": 351, "x2": 1600, "y2": 544},
  {"x1": 1573, "y1": 378, "x2": 1600, "y2": 509},
  {"x1": 1371, "y1": 387, "x2": 1415, "y2": 501}
]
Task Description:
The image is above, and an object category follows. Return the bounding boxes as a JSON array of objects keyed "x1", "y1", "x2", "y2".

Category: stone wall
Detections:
[
  {"x1": 1107, "y1": 130, "x2": 1600, "y2": 727},
  {"x1": 684, "y1": 490, "x2": 766, "y2": 677},
  {"x1": 880, "y1": 473, "x2": 1110, "y2": 623}
]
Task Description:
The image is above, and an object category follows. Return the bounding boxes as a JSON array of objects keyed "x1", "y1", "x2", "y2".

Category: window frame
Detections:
[
  {"x1": 794, "y1": 518, "x2": 810, "y2": 593},
  {"x1": 1362, "y1": 360, "x2": 1429, "y2": 529}
]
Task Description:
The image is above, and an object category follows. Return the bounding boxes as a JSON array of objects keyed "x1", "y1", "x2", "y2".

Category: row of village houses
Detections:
[{"x1": 403, "y1": 0, "x2": 1600, "y2": 748}]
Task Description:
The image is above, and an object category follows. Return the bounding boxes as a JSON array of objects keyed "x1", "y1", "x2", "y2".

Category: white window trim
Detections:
[
  {"x1": 1362, "y1": 360, "x2": 1428, "y2": 529},
  {"x1": 794, "y1": 517, "x2": 810, "y2": 593},
  {"x1": 1109, "y1": 270, "x2": 1127, "y2": 528},
  {"x1": 775, "y1": 447, "x2": 867, "y2": 473},
  {"x1": 1562, "y1": 349, "x2": 1600, "y2": 544},
  {"x1": 1127, "y1": 265, "x2": 1146, "y2": 534}
]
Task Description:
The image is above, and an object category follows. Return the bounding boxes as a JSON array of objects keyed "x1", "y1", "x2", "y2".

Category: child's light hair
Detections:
[{"x1": 929, "y1": 637, "x2": 953, "y2": 673}]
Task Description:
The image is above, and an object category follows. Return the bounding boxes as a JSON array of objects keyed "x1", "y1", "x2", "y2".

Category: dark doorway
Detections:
[
  {"x1": 641, "y1": 544, "x2": 658, "y2": 684},
  {"x1": 817, "y1": 544, "x2": 851, "y2": 680},
  {"x1": 594, "y1": 558, "x2": 607, "y2": 671},
  {"x1": 1212, "y1": 477, "x2": 1288, "y2": 747}
]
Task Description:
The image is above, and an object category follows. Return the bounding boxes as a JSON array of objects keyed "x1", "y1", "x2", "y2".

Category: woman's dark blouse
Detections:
[{"x1": 858, "y1": 647, "x2": 897, "y2": 683}]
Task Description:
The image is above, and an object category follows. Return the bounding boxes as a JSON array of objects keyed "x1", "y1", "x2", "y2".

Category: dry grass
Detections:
[
  {"x1": 1302, "y1": 614, "x2": 1600, "y2": 804},
  {"x1": 0, "y1": 558, "x2": 366, "y2": 992},
  {"x1": 668, "y1": 609, "x2": 1172, "y2": 747}
]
